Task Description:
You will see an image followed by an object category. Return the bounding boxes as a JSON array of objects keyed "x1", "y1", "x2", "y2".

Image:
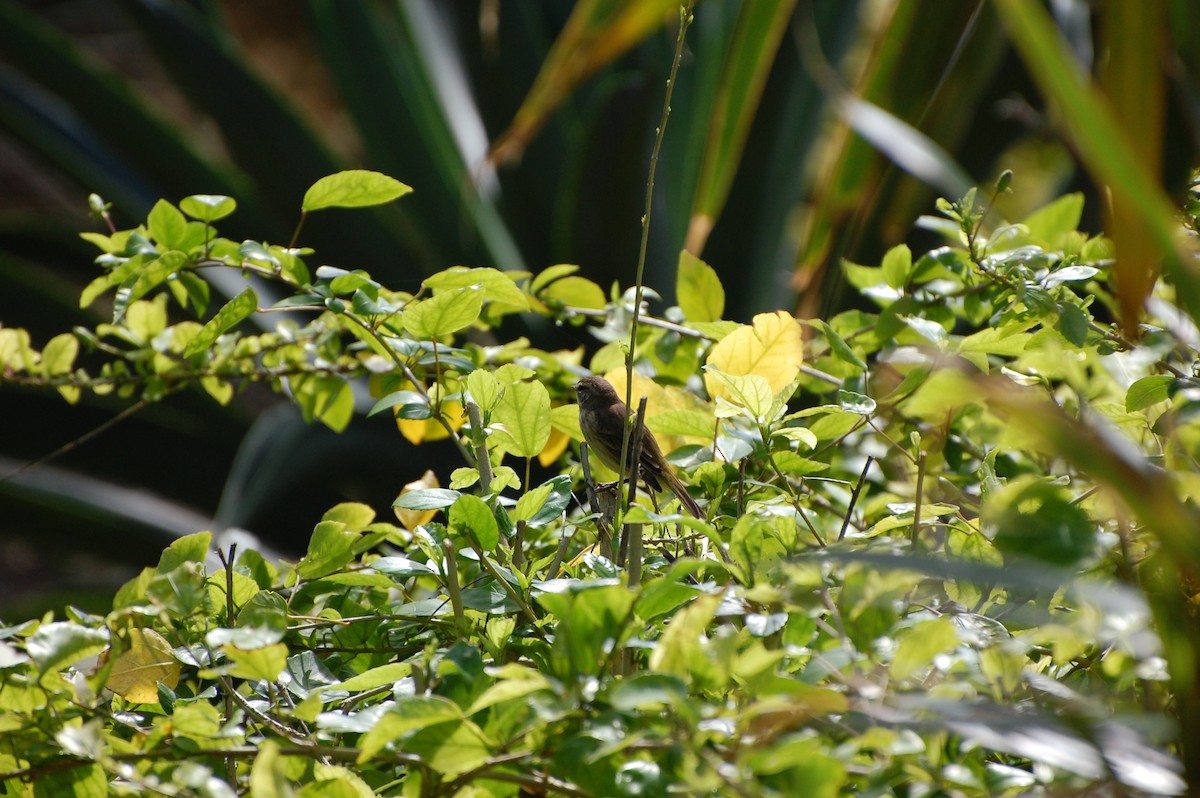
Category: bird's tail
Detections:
[{"x1": 663, "y1": 470, "x2": 703, "y2": 518}]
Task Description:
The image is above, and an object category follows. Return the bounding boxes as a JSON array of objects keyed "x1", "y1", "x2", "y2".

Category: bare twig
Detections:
[
  {"x1": 617, "y1": 0, "x2": 695, "y2": 507},
  {"x1": 839, "y1": 456, "x2": 874, "y2": 541}
]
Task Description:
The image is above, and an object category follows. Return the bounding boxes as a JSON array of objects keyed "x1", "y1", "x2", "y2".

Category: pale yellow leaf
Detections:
[
  {"x1": 703, "y1": 310, "x2": 803, "y2": 402},
  {"x1": 106, "y1": 628, "x2": 180, "y2": 704},
  {"x1": 394, "y1": 469, "x2": 440, "y2": 530}
]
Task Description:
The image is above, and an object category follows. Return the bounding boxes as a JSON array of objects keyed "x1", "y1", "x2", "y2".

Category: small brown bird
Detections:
[{"x1": 573, "y1": 375, "x2": 703, "y2": 518}]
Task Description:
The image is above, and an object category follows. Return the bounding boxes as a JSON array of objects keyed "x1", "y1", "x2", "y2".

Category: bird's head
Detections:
[{"x1": 572, "y1": 375, "x2": 619, "y2": 409}]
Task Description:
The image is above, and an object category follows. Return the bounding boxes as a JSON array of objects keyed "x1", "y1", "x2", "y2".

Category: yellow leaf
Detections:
[
  {"x1": 397, "y1": 399, "x2": 463, "y2": 444},
  {"x1": 395, "y1": 380, "x2": 464, "y2": 444},
  {"x1": 703, "y1": 310, "x2": 803, "y2": 401},
  {"x1": 538, "y1": 427, "x2": 571, "y2": 468},
  {"x1": 106, "y1": 628, "x2": 180, "y2": 704},
  {"x1": 676, "y1": 251, "x2": 725, "y2": 322},
  {"x1": 394, "y1": 470, "x2": 440, "y2": 530}
]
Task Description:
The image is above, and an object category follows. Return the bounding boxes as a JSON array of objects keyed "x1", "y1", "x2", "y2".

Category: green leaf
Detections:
[
  {"x1": 237, "y1": 591, "x2": 288, "y2": 640},
  {"x1": 449, "y1": 468, "x2": 480, "y2": 489},
  {"x1": 175, "y1": 271, "x2": 211, "y2": 316},
  {"x1": 465, "y1": 664, "x2": 551, "y2": 715},
  {"x1": 367, "y1": 390, "x2": 428, "y2": 419},
  {"x1": 890, "y1": 617, "x2": 959, "y2": 680},
  {"x1": 158, "y1": 530, "x2": 212, "y2": 572},
  {"x1": 26, "y1": 622, "x2": 109, "y2": 676},
  {"x1": 492, "y1": 381, "x2": 551, "y2": 458},
  {"x1": 605, "y1": 673, "x2": 688, "y2": 711},
  {"x1": 646, "y1": 409, "x2": 715, "y2": 440},
  {"x1": 335, "y1": 663, "x2": 412, "y2": 693},
  {"x1": 224, "y1": 642, "x2": 288, "y2": 681},
  {"x1": 771, "y1": 426, "x2": 818, "y2": 450},
  {"x1": 370, "y1": 556, "x2": 435, "y2": 578},
  {"x1": 744, "y1": 736, "x2": 846, "y2": 793},
  {"x1": 707, "y1": 369, "x2": 774, "y2": 419},
  {"x1": 986, "y1": 479, "x2": 1095, "y2": 566},
  {"x1": 357, "y1": 697, "x2": 463, "y2": 762},
  {"x1": 30, "y1": 764, "x2": 107, "y2": 798},
  {"x1": 881, "y1": 244, "x2": 912, "y2": 289},
  {"x1": 1055, "y1": 302, "x2": 1089, "y2": 347},
  {"x1": 40, "y1": 333, "x2": 78, "y2": 377},
  {"x1": 293, "y1": 375, "x2": 355, "y2": 433},
  {"x1": 147, "y1": 561, "x2": 208, "y2": 618},
  {"x1": 302, "y1": 169, "x2": 413, "y2": 211},
  {"x1": 424, "y1": 266, "x2": 528, "y2": 309},
  {"x1": 298, "y1": 520, "x2": 357, "y2": 580},
  {"x1": 328, "y1": 271, "x2": 378, "y2": 297},
  {"x1": 450, "y1": 494, "x2": 500, "y2": 552},
  {"x1": 837, "y1": 390, "x2": 876, "y2": 415},
  {"x1": 147, "y1": 199, "x2": 189, "y2": 249},
  {"x1": 530, "y1": 263, "x2": 580, "y2": 295},
  {"x1": 648, "y1": 592, "x2": 723, "y2": 680},
  {"x1": 322, "y1": 502, "x2": 376, "y2": 531},
  {"x1": 124, "y1": 295, "x2": 169, "y2": 341},
  {"x1": 1021, "y1": 192, "x2": 1084, "y2": 246},
  {"x1": 402, "y1": 286, "x2": 484, "y2": 338},
  {"x1": 635, "y1": 580, "x2": 702, "y2": 623},
  {"x1": 516, "y1": 475, "x2": 573, "y2": 527},
  {"x1": 180, "y1": 194, "x2": 237, "y2": 222},
  {"x1": 676, "y1": 250, "x2": 725, "y2": 322},
  {"x1": 538, "y1": 275, "x2": 605, "y2": 310},
  {"x1": 512, "y1": 482, "x2": 553, "y2": 524},
  {"x1": 465, "y1": 369, "x2": 501, "y2": 413},
  {"x1": 1126, "y1": 375, "x2": 1174, "y2": 412},
  {"x1": 393, "y1": 488, "x2": 461, "y2": 511},
  {"x1": 400, "y1": 719, "x2": 493, "y2": 777},
  {"x1": 818, "y1": 320, "x2": 868, "y2": 371},
  {"x1": 183, "y1": 288, "x2": 257, "y2": 357},
  {"x1": 536, "y1": 583, "x2": 637, "y2": 681}
]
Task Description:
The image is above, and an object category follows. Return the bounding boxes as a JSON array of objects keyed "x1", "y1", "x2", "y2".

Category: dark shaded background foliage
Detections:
[{"x1": 1, "y1": 0, "x2": 1197, "y2": 616}]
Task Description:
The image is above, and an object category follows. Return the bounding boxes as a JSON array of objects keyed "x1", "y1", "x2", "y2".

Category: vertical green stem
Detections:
[
  {"x1": 617, "y1": 1, "x2": 697, "y2": 502},
  {"x1": 465, "y1": 402, "x2": 494, "y2": 497}
]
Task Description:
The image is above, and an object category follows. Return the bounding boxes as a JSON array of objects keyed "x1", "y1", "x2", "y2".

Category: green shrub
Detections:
[{"x1": 1, "y1": 169, "x2": 1196, "y2": 796}]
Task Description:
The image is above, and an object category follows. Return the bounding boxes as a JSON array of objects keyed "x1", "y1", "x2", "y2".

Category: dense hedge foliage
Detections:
[{"x1": 1, "y1": 169, "x2": 1198, "y2": 796}]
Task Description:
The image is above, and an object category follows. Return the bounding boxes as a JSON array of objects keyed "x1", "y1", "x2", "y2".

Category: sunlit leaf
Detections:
[
  {"x1": 450, "y1": 494, "x2": 499, "y2": 552},
  {"x1": 105, "y1": 628, "x2": 180, "y2": 704},
  {"x1": 676, "y1": 250, "x2": 725, "y2": 323},
  {"x1": 402, "y1": 286, "x2": 484, "y2": 338},
  {"x1": 182, "y1": 288, "x2": 257, "y2": 357},
  {"x1": 302, "y1": 169, "x2": 413, "y2": 211},
  {"x1": 704, "y1": 310, "x2": 803, "y2": 402}
]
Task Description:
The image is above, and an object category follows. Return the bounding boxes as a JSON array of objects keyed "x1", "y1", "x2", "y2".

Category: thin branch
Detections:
[
  {"x1": 911, "y1": 450, "x2": 928, "y2": 548},
  {"x1": 838, "y1": 456, "x2": 874, "y2": 541},
  {"x1": 442, "y1": 537, "x2": 467, "y2": 637},
  {"x1": 0, "y1": 398, "x2": 151, "y2": 483},
  {"x1": 620, "y1": 397, "x2": 649, "y2": 583},
  {"x1": 580, "y1": 441, "x2": 614, "y2": 559},
  {"x1": 618, "y1": 0, "x2": 695, "y2": 509},
  {"x1": 465, "y1": 401, "x2": 495, "y2": 498}
]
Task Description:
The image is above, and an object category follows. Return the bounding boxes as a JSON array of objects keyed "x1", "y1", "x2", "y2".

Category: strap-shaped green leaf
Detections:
[{"x1": 183, "y1": 288, "x2": 257, "y2": 357}]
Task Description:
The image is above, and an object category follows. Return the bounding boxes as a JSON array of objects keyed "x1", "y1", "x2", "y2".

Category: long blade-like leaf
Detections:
[
  {"x1": 116, "y1": 0, "x2": 412, "y2": 277},
  {"x1": 0, "y1": 2, "x2": 258, "y2": 219},
  {"x1": 307, "y1": 0, "x2": 523, "y2": 271},
  {"x1": 686, "y1": 0, "x2": 798, "y2": 254},
  {"x1": 994, "y1": 0, "x2": 1200, "y2": 327},
  {"x1": 490, "y1": 0, "x2": 678, "y2": 164}
]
